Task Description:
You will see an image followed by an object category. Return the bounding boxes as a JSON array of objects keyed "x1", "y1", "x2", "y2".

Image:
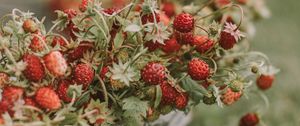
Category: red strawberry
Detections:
[
  {"x1": 188, "y1": 58, "x2": 210, "y2": 80},
  {"x1": 68, "y1": 42, "x2": 94, "y2": 61},
  {"x1": 0, "y1": 99, "x2": 13, "y2": 114},
  {"x1": 219, "y1": 22, "x2": 244, "y2": 50},
  {"x1": 23, "y1": 53, "x2": 45, "y2": 82},
  {"x1": 2, "y1": 86, "x2": 24, "y2": 103},
  {"x1": 64, "y1": 9, "x2": 77, "y2": 20},
  {"x1": 192, "y1": 35, "x2": 214, "y2": 54},
  {"x1": 215, "y1": 0, "x2": 231, "y2": 7},
  {"x1": 201, "y1": 81, "x2": 211, "y2": 89},
  {"x1": 24, "y1": 97, "x2": 38, "y2": 107},
  {"x1": 23, "y1": 19, "x2": 38, "y2": 33},
  {"x1": 43, "y1": 51, "x2": 68, "y2": 77},
  {"x1": 256, "y1": 74, "x2": 274, "y2": 90},
  {"x1": 221, "y1": 88, "x2": 242, "y2": 105},
  {"x1": 175, "y1": 93, "x2": 188, "y2": 110},
  {"x1": 160, "y1": 12, "x2": 171, "y2": 26},
  {"x1": 0, "y1": 117, "x2": 3, "y2": 124},
  {"x1": 219, "y1": 31, "x2": 236, "y2": 50},
  {"x1": 160, "y1": 81, "x2": 178, "y2": 105},
  {"x1": 51, "y1": 36, "x2": 67, "y2": 47},
  {"x1": 141, "y1": 12, "x2": 161, "y2": 25},
  {"x1": 35, "y1": 87, "x2": 61, "y2": 110},
  {"x1": 174, "y1": 31, "x2": 194, "y2": 45},
  {"x1": 236, "y1": 0, "x2": 248, "y2": 5},
  {"x1": 239, "y1": 113, "x2": 259, "y2": 126},
  {"x1": 29, "y1": 35, "x2": 45, "y2": 52},
  {"x1": 0, "y1": 72, "x2": 9, "y2": 87},
  {"x1": 79, "y1": 0, "x2": 92, "y2": 12},
  {"x1": 173, "y1": 13, "x2": 194, "y2": 33},
  {"x1": 161, "y1": 38, "x2": 181, "y2": 54},
  {"x1": 162, "y1": 2, "x2": 175, "y2": 18},
  {"x1": 141, "y1": 62, "x2": 166, "y2": 85},
  {"x1": 144, "y1": 41, "x2": 161, "y2": 52},
  {"x1": 100, "y1": 66, "x2": 109, "y2": 80},
  {"x1": 74, "y1": 64, "x2": 95, "y2": 89},
  {"x1": 57, "y1": 80, "x2": 73, "y2": 102}
]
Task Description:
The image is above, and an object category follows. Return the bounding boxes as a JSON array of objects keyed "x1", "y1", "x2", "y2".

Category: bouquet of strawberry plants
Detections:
[{"x1": 0, "y1": 0, "x2": 279, "y2": 125}]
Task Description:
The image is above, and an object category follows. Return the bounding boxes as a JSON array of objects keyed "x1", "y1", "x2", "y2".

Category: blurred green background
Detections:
[
  {"x1": 190, "y1": 0, "x2": 300, "y2": 126},
  {"x1": 0, "y1": 0, "x2": 300, "y2": 126}
]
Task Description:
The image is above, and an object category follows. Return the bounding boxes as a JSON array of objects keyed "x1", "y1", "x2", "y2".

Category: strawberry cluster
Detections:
[{"x1": 0, "y1": 0, "x2": 277, "y2": 125}]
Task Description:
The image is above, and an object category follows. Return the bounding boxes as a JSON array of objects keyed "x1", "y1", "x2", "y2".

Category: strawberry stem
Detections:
[
  {"x1": 96, "y1": 75, "x2": 109, "y2": 103},
  {"x1": 193, "y1": 0, "x2": 216, "y2": 16},
  {"x1": 232, "y1": 4, "x2": 244, "y2": 31}
]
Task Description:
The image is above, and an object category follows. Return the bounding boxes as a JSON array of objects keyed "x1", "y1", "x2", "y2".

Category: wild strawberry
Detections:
[
  {"x1": 0, "y1": 72, "x2": 9, "y2": 88},
  {"x1": 23, "y1": 53, "x2": 45, "y2": 82},
  {"x1": 215, "y1": 0, "x2": 231, "y2": 7},
  {"x1": 173, "y1": 13, "x2": 194, "y2": 33},
  {"x1": 74, "y1": 64, "x2": 95, "y2": 89},
  {"x1": 239, "y1": 113, "x2": 259, "y2": 126},
  {"x1": 192, "y1": 35, "x2": 214, "y2": 54},
  {"x1": 221, "y1": 88, "x2": 242, "y2": 105},
  {"x1": 174, "y1": 31, "x2": 194, "y2": 45},
  {"x1": 160, "y1": 81, "x2": 178, "y2": 105},
  {"x1": 64, "y1": 9, "x2": 77, "y2": 20},
  {"x1": 203, "y1": 94, "x2": 217, "y2": 105},
  {"x1": 35, "y1": 87, "x2": 61, "y2": 110},
  {"x1": 79, "y1": 0, "x2": 92, "y2": 12},
  {"x1": 141, "y1": 12, "x2": 161, "y2": 25},
  {"x1": 175, "y1": 93, "x2": 188, "y2": 110},
  {"x1": 0, "y1": 99, "x2": 13, "y2": 114},
  {"x1": 29, "y1": 35, "x2": 45, "y2": 52},
  {"x1": 201, "y1": 81, "x2": 211, "y2": 89},
  {"x1": 51, "y1": 36, "x2": 67, "y2": 47},
  {"x1": 57, "y1": 80, "x2": 73, "y2": 102},
  {"x1": 43, "y1": 51, "x2": 68, "y2": 77},
  {"x1": 0, "y1": 117, "x2": 3, "y2": 124},
  {"x1": 236, "y1": 0, "x2": 248, "y2": 5},
  {"x1": 161, "y1": 38, "x2": 181, "y2": 54},
  {"x1": 2, "y1": 86, "x2": 24, "y2": 103},
  {"x1": 256, "y1": 74, "x2": 274, "y2": 90},
  {"x1": 100, "y1": 66, "x2": 109, "y2": 80},
  {"x1": 162, "y1": 2, "x2": 175, "y2": 18},
  {"x1": 144, "y1": 41, "x2": 161, "y2": 52},
  {"x1": 24, "y1": 97, "x2": 38, "y2": 107},
  {"x1": 188, "y1": 58, "x2": 210, "y2": 80},
  {"x1": 219, "y1": 22, "x2": 244, "y2": 50},
  {"x1": 23, "y1": 19, "x2": 38, "y2": 33},
  {"x1": 141, "y1": 62, "x2": 166, "y2": 85},
  {"x1": 160, "y1": 12, "x2": 171, "y2": 26},
  {"x1": 68, "y1": 42, "x2": 94, "y2": 61}
]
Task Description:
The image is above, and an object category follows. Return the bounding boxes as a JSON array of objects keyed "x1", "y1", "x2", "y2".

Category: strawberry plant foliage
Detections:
[{"x1": 0, "y1": 0, "x2": 279, "y2": 125}]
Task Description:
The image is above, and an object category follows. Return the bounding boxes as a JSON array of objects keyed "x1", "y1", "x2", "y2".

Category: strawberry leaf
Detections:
[{"x1": 154, "y1": 85, "x2": 162, "y2": 108}]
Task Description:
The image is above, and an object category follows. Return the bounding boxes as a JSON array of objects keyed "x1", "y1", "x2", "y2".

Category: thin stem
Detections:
[
  {"x1": 96, "y1": 75, "x2": 108, "y2": 103},
  {"x1": 232, "y1": 4, "x2": 244, "y2": 31},
  {"x1": 47, "y1": 20, "x2": 63, "y2": 34},
  {"x1": 125, "y1": 0, "x2": 138, "y2": 20},
  {"x1": 46, "y1": 33, "x2": 70, "y2": 45},
  {"x1": 197, "y1": 6, "x2": 230, "y2": 20},
  {"x1": 80, "y1": 109, "x2": 98, "y2": 118},
  {"x1": 193, "y1": 0, "x2": 216, "y2": 15}
]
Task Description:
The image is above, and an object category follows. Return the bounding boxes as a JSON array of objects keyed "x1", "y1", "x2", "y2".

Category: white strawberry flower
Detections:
[{"x1": 223, "y1": 22, "x2": 245, "y2": 42}]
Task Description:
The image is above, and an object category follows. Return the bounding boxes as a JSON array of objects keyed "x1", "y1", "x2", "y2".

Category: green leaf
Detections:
[
  {"x1": 114, "y1": 32, "x2": 124, "y2": 49},
  {"x1": 154, "y1": 85, "x2": 162, "y2": 108},
  {"x1": 180, "y1": 76, "x2": 208, "y2": 105},
  {"x1": 74, "y1": 92, "x2": 91, "y2": 108},
  {"x1": 122, "y1": 97, "x2": 148, "y2": 117},
  {"x1": 124, "y1": 24, "x2": 141, "y2": 32},
  {"x1": 59, "y1": 113, "x2": 78, "y2": 126}
]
